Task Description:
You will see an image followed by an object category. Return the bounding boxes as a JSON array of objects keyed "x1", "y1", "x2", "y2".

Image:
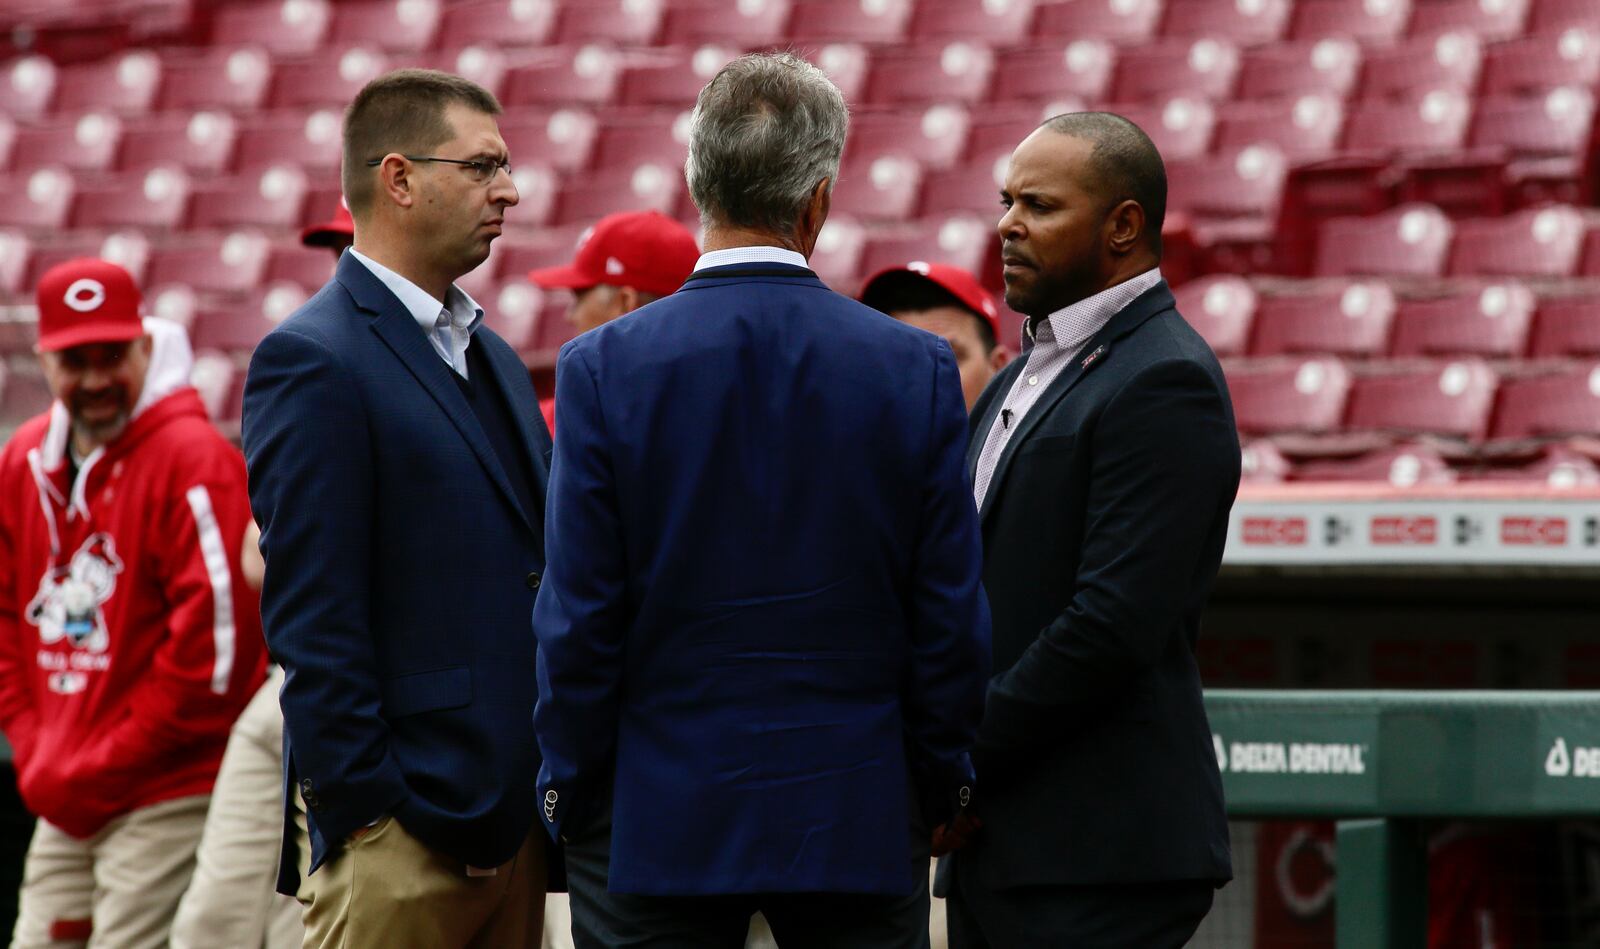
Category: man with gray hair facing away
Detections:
[{"x1": 531, "y1": 51, "x2": 991, "y2": 949}]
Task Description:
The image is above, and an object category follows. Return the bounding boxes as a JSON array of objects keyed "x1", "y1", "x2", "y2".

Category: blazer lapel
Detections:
[
  {"x1": 968, "y1": 359, "x2": 1025, "y2": 483},
  {"x1": 479, "y1": 336, "x2": 552, "y2": 521},
  {"x1": 977, "y1": 282, "x2": 1177, "y2": 525}
]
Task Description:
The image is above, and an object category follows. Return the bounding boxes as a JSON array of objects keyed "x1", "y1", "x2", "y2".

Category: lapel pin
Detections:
[{"x1": 1081, "y1": 344, "x2": 1107, "y2": 370}]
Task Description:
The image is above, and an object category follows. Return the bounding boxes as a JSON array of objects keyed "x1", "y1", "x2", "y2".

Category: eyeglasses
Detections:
[{"x1": 365, "y1": 155, "x2": 512, "y2": 184}]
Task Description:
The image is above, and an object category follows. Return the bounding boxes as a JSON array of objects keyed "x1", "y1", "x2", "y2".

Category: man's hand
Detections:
[{"x1": 930, "y1": 811, "x2": 983, "y2": 857}]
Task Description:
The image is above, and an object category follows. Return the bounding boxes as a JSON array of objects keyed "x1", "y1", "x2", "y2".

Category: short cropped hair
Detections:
[
  {"x1": 1040, "y1": 111, "x2": 1167, "y2": 255},
  {"x1": 685, "y1": 52, "x2": 849, "y2": 234},
  {"x1": 342, "y1": 69, "x2": 501, "y2": 217}
]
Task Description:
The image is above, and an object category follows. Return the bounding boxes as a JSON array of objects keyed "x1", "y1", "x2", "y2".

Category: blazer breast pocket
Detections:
[
  {"x1": 1017, "y1": 434, "x2": 1077, "y2": 458},
  {"x1": 381, "y1": 666, "x2": 473, "y2": 718}
]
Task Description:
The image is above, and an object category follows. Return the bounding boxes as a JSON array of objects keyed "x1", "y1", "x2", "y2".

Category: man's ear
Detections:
[
  {"x1": 798, "y1": 178, "x2": 832, "y2": 256},
  {"x1": 989, "y1": 346, "x2": 1011, "y2": 372},
  {"x1": 615, "y1": 285, "x2": 643, "y2": 315},
  {"x1": 378, "y1": 154, "x2": 414, "y2": 210},
  {"x1": 1106, "y1": 199, "x2": 1145, "y2": 256}
]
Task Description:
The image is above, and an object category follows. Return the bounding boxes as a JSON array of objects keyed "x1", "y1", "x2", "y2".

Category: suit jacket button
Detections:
[
  {"x1": 301, "y1": 779, "x2": 314, "y2": 793},
  {"x1": 526, "y1": 572, "x2": 541, "y2": 591}
]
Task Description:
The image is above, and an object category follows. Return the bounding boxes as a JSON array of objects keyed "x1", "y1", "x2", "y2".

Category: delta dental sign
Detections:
[{"x1": 1217, "y1": 736, "x2": 1369, "y2": 776}]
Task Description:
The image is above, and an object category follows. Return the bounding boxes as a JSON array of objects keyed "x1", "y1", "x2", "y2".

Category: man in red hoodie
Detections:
[{"x1": 0, "y1": 259, "x2": 266, "y2": 949}]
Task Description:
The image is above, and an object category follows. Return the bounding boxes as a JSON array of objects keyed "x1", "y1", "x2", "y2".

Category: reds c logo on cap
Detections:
[{"x1": 63, "y1": 279, "x2": 107, "y2": 313}]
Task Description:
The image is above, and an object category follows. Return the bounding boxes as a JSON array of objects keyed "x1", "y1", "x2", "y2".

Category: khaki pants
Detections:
[
  {"x1": 294, "y1": 793, "x2": 546, "y2": 949},
  {"x1": 11, "y1": 794, "x2": 210, "y2": 949},
  {"x1": 171, "y1": 667, "x2": 302, "y2": 949}
]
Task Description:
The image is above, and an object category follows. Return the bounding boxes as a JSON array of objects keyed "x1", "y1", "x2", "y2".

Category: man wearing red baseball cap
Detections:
[
  {"x1": 300, "y1": 201, "x2": 355, "y2": 257},
  {"x1": 0, "y1": 259, "x2": 265, "y2": 949},
  {"x1": 859, "y1": 262, "x2": 1011, "y2": 410},
  {"x1": 529, "y1": 209, "x2": 699, "y2": 334}
]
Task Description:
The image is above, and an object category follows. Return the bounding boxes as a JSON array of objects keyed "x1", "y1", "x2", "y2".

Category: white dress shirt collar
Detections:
[
  {"x1": 693, "y1": 246, "x2": 809, "y2": 272},
  {"x1": 349, "y1": 248, "x2": 484, "y2": 376}
]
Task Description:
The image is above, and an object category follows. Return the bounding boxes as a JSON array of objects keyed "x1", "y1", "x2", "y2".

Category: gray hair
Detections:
[{"x1": 685, "y1": 52, "x2": 849, "y2": 235}]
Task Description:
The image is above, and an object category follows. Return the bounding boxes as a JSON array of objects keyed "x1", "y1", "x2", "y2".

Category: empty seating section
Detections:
[{"x1": 1, "y1": 0, "x2": 1598, "y2": 476}]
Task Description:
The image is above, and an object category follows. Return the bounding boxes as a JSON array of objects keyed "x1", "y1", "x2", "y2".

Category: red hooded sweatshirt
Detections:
[{"x1": 0, "y1": 321, "x2": 266, "y2": 837}]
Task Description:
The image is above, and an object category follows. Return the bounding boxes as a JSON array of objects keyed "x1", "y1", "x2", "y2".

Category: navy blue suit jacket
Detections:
[
  {"x1": 532, "y1": 263, "x2": 991, "y2": 896},
  {"x1": 242, "y1": 253, "x2": 552, "y2": 894}
]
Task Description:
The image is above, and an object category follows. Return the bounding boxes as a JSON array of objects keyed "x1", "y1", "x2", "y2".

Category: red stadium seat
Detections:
[
  {"x1": 408, "y1": 47, "x2": 513, "y2": 100},
  {"x1": 479, "y1": 282, "x2": 550, "y2": 352},
  {"x1": 506, "y1": 166, "x2": 559, "y2": 229},
  {"x1": 619, "y1": 48, "x2": 737, "y2": 107},
  {"x1": 661, "y1": 0, "x2": 792, "y2": 45},
  {"x1": 1103, "y1": 98, "x2": 1216, "y2": 162},
  {"x1": 1167, "y1": 145, "x2": 1288, "y2": 221},
  {"x1": 1290, "y1": 0, "x2": 1412, "y2": 43},
  {"x1": 329, "y1": 0, "x2": 442, "y2": 52},
  {"x1": 1236, "y1": 40, "x2": 1362, "y2": 101},
  {"x1": 555, "y1": 0, "x2": 664, "y2": 45},
  {"x1": 1358, "y1": 33, "x2": 1483, "y2": 100},
  {"x1": 189, "y1": 166, "x2": 310, "y2": 230},
  {"x1": 157, "y1": 47, "x2": 274, "y2": 112},
  {"x1": 271, "y1": 48, "x2": 389, "y2": 110},
  {"x1": 919, "y1": 159, "x2": 1008, "y2": 217},
  {"x1": 868, "y1": 42, "x2": 995, "y2": 105},
  {"x1": 1031, "y1": 0, "x2": 1164, "y2": 42},
  {"x1": 553, "y1": 163, "x2": 682, "y2": 227},
  {"x1": 809, "y1": 214, "x2": 867, "y2": 290},
  {"x1": 1492, "y1": 364, "x2": 1600, "y2": 439},
  {"x1": 1390, "y1": 282, "x2": 1537, "y2": 358},
  {"x1": 1407, "y1": 0, "x2": 1530, "y2": 40},
  {"x1": 591, "y1": 110, "x2": 690, "y2": 172},
  {"x1": 1314, "y1": 204, "x2": 1454, "y2": 277},
  {"x1": 835, "y1": 156, "x2": 924, "y2": 222},
  {"x1": 486, "y1": 226, "x2": 590, "y2": 279},
  {"x1": 0, "y1": 169, "x2": 76, "y2": 230},
  {"x1": 499, "y1": 109, "x2": 599, "y2": 173},
  {"x1": 1215, "y1": 96, "x2": 1345, "y2": 160},
  {"x1": 1342, "y1": 91, "x2": 1473, "y2": 154},
  {"x1": 1241, "y1": 439, "x2": 1292, "y2": 482},
  {"x1": 54, "y1": 51, "x2": 162, "y2": 115},
  {"x1": 1483, "y1": 29, "x2": 1600, "y2": 94},
  {"x1": 18, "y1": 231, "x2": 129, "y2": 290},
  {"x1": 1529, "y1": 0, "x2": 1600, "y2": 31},
  {"x1": 1161, "y1": 0, "x2": 1293, "y2": 45},
  {"x1": 811, "y1": 44, "x2": 872, "y2": 101},
  {"x1": 1347, "y1": 360, "x2": 1498, "y2": 441},
  {"x1": 0, "y1": 230, "x2": 30, "y2": 298},
  {"x1": 145, "y1": 232, "x2": 273, "y2": 294},
  {"x1": 965, "y1": 105, "x2": 1068, "y2": 169},
  {"x1": 988, "y1": 41, "x2": 1117, "y2": 104},
  {"x1": 1449, "y1": 204, "x2": 1586, "y2": 276},
  {"x1": 73, "y1": 167, "x2": 190, "y2": 230},
  {"x1": 118, "y1": 111, "x2": 238, "y2": 173},
  {"x1": 1112, "y1": 39, "x2": 1240, "y2": 102},
  {"x1": 190, "y1": 350, "x2": 240, "y2": 422},
  {"x1": 787, "y1": 0, "x2": 914, "y2": 44},
  {"x1": 858, "y1": 215, "x2": 994, "y2": 282},
  {"x1": 9, "y1": 114, "x2": 122, "y2": 173},
  {"x1": 1227, "y1": 357, "x2": 1353, "y2": 435},
  {"x1": 266, "y1": 243, "x2": 337, "y2": 289},
  {"x1": 1293, "y1": 443, "x2": 1458, "y2": 485},
  {"x1": 1470, "y1": 87, "x2": 1596, "y2": 157},
  {"x1": 438, "y1": 0, "x2": 557, "y2": 48},
  {"x1": 1252, "y1": 280, "x2": 1397, "y2": 357},
  {"x1": 1172, "y1": 274, "x2": 1257, "y2": 358},
  {"x1": 183, "y1": 283, "x2": 310, "y2": 352},
  {"x1": 502, "y1": 46, "x2": 623, "y2": 107},
  {"x1": 1467, "y1": 444, "x2": 1600, "y2": 485},
  {"x1": 213, "y1": 0, "x2": 333, "y2": 57},
  {"x1": 2, "y1": 56, "x2": 57, "y2": 120},
  {"x1": 1, "y1": 358, "x2": 52, "y2": 429},
  {"x1": 233, "y1": 110, "x2": 343, "y2": 174},
  {"x1": 848, "y1": 106, "x2": 972, "y2": 170},
  {"x1": 911, "y1": 0, "x2": 1038, "y2": 44},
  {"x1": 1529, "y1": 292, "x2": 1600, "y2": 357}
]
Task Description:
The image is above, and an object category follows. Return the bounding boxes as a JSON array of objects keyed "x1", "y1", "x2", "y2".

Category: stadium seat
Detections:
[
  {"x1": 1215, "y1": 96, "x2": 1345, "y2": 160},
  {"x1": 965, "y1": 105, "x2": 1068, "y2": 169},
  {"x1": 408, "y1": 46, "x2": 512, "y2": 100},
  {"x1": 555, "y1": 0, "x2": 664, "y2": 45},
  {"x1": 1314, "y1": 204, "x2": 1455, "y2": 277},
  {"x1": 0, "y1": 169, "x2": 76, "y2": 229},
  {"x1": 919, "y1": 159, "x2": 1008, "y2": 218},
  {"x1": 1103, "y1": 98, "x2": 1216, "y2": 162},
  {"x1": 0, "y1": 358, "x2": 51, "y2": 430},
  {"x1": 9, "y1": 114, "x2": 122, "y2": 173},
  {"x1": 486, "y1": 226, "x2": 589, "y2": 279},
  {"x1": 590, "y1": 111, "x2": 689, "y2": 174},
  {"x1": 189, "y1": 166, "x2": 310, "y2": 230},
  {"x1": 1240, "y1": 439, "x2": 1292, "y2": 482},
  {"x1": 271, "y1": 48, "x2": 389, "y2": 109},
  {"x1": 117, "y1": 111, "x2": 238, "y2": 173},
  {"x1": 184, "y1": 282, "x2": 310, "y2": 352},
  {"x1": 157, "y1": 47, "x2": 274, "y2": 112},
  {"x1": 1293, "y1": 442, "x2": 1458, "y2": 485},
  {"x1": 1227, "y1": 357, "x2": 1353, "y2": 436},
  {"x1": 987, "y1": 41, "x2": 1117, "y2": 104},
  {"x1": 0, "y1": 231, "x2": 27, "y2": 296},
  {"x1": 1112, "y1": 39, "x2": 1240, "y2": 102},
  {"x1": 73, "y1": 167, "x2": 190, "y2": 230},
  {"x1": 1389, "y1": 282, "x2": 1537, "y2": 358},
  {"x1": 858, "y1": 214, "x2": 994, "y2": 283},
  {"x1": 834, "y1": 156, "x2": 924, "y2": 222},
  {"x1": 1346, "y1": 359, "x2": 1498, "y2": 441},
  {"x1": 1448, "y1": 205, "x2": 1587, "y2": 277},
  {"x1": 233, "y1": 110, "x2": 343, "y2": 174},
  {"x1": 1483, "y1": 28, "x2": 1600, "y2": 94},
  {"x1": 1406, "y1": 0, "x2": 1530, "y2": 41},
  {"x1": 502, "y1": 46, "x2": 623, "y2": 107},
  {"x1": 619, "y1": 48, "x2": 737, "y2": 107},
  {"x1": 553, "y1": 163, "x2": 682, "y2": 227},
  {"x1": 505, "y1": 166, "x2": 559, "y2": 229},
  {"x1": 2, "y1": 56, "x2": 57, "y2": 119},
  {"x1": 1469, "y1": 87, "x2": 1596, "y2": 159},
  {"x1": 810, "y1": 44, "x2": 872, "y2": 101},
  {"x1": 1529, "y1": 291, "x2": 1600, "y2": 357},
  {"x1": 1342, "y1": 90, "x2": 1473, "y2": 154},
  {"x1": 1289, "y1": 0, "x2": 1412, "y2": 43},
  {"x1": 661, "y1": 0, "x2": 792, "y2": 45},
  {"x1": 213, "y1": 0, "x2": 333, "y2": 57},
  {"x1": 329, "y1": 0, "x2": 442, "y2": 52},
  {"x1": 19, "y1": 231, "x2": 129, "y2": 290},
  {"x1": 1167, "y1": 146, "x2": 1288, "y2": 222},
  {"x1": 54, "y1": 50, "x2": 162, "y2": 115},
  {"x1": 1252, "y1": 281, "x2": 1397, "y2": 357},
  {"x1": 499, "y1": 109, "x2": 598, "y2": 173},
  {"x1": 867, "y1": 42, "x2": 995, "y2": 104},
  {"x1": 190, "y1": 349, "x2": 240, "y2": 422},
  {"x1": 787, "y1": 0, "x2": 914, "y2": 44},
  {"x1": 479, "y1": 281, "x2": 546, "y2": 351},
  {"x1": 1235, "y1": 40, "x2": 1362, "y2": 101},
  {"x1": 809, "y1": 214, "x2": 867, "y2": 289},
  {"x1": 848, "y1": 106, "x2": 972, "y2": 171},
  {"x1": 1492, "y1": 364, "x2": 1600, "y2": 439},
  {"x1": 145, "y1": 232, "x2": 272, "y2": 294},
  {"x1": 1161, "y1": 0, "x2": 1293, "y2": 45},
  {"x1": 1358, "y1": 33, "x2": 1483, "y2": 100},
  {"x1": 438, "y1": 0, "x2": 557, "y2": 48},
  {"x1": 910, "y1": 0, "x2": 1038, "y2": 44},
  {"x1": 1031, "y1": 0, "x2": 1164, "y2": 42},
  {"x1": 1466, "y1": 444, "x2": 1600, "y2": 485},
  {"x1": 1529, "y1": 0, "x2": 1600, "y2": 31},
  {"x1": 266, "y1": 243, "x2": 336, "y2": 289},
  {"x1": 1172, "y1": 274, "x2": 1257, "y2": 357}
]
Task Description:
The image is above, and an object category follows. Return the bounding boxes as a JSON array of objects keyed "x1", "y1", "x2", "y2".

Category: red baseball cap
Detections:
[
  {"x1": 528, "y1": 210, "x2": 699, "y2": 298},
  {"x1": 35, "y1": 258, "x2": 146, "y2": 352},
  {"x1": 300, "y1": 201, "x2": 355, "y2": 248},
  {"x1": 858, "y1": 261, "x2": 1001, "y2": 341}
]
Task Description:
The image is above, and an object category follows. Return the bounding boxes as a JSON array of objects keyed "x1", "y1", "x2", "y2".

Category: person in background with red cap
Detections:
[
  {"x1": 859, "y1": 262, "x2": 1011, "y2": 411},
  {"x1": 0, "y1": 259, "x2": 267, "y2": 949},
  {"x1": 300, "y1": 201, "x2": 356, "y2": 259}
]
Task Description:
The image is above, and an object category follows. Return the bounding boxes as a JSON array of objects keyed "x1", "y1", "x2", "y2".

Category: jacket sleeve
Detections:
[
  {"x1": 0, "y1": 456, "x2": 39, "y2": 768},
  {"x1": 904, "y1": 342, "x2": 992, "y2": 825},
  {"x1": 240, "y1": 327, "x2": 410, "y2": 845},
  {"x1": 64, "y1": 445, "x2": 268, "y2": 824},
  {"x1": 975, "y1": 358, "x2": 1239, "y2": 767},
  {"x1": 533, "y1": 343, "x2": 627, "y2": 842}
]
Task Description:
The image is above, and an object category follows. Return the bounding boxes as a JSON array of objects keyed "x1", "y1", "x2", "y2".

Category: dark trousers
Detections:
[
  {"x1": 947, "y1": 855, "x2": 1215, "y2": 949},
  {"x1": 564, "y1": 805, "x2": 931, "y2": 949}
]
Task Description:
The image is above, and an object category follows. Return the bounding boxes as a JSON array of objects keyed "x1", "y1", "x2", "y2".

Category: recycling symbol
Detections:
[{"x1": 1547, "y1": 738, "x2": 1572, "y2": 777}]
